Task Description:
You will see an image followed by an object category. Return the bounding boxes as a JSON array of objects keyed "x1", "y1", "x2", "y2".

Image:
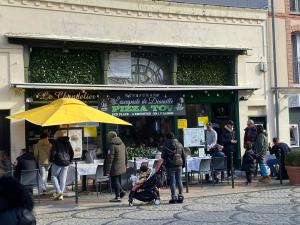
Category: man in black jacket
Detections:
[
  {"x1": 50, "y1": 130, "x2": 74, "y2": 200},
  {"x1": 162, "y1": 132, "x2": 186, "y2": 204},
  {"x1": 267, "y1": 137, "x2": 290, "y2": 179},
  {"x1": 220, "y1": 120, "x2": 237, "y2": 177}
]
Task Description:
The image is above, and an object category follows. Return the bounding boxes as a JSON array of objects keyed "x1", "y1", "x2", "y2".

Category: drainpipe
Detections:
[{"x1": 271, "y1": 0, "x2": 280, "y2": 138}]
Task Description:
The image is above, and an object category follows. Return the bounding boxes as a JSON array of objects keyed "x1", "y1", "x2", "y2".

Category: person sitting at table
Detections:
[
  {"x1": 206, "y1": 122, "x2": 217, "y2": 151},
  {"x1": 50, "y1": 130, "x2": 74, "y2": 201},
  {"x1": 0, "y1": 151, "x2": 12, "y2": 175},
  {"x1": 14, "y1": 148, "x2": 38, "y2": 181}
]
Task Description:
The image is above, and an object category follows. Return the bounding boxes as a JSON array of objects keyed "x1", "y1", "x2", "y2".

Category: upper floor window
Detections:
[
  {"x1": 290, "y1": 0, "x2": 300, "y2": 12},
  {"x1": 292, "y1": 33, "x2": 300, "y2": 84},
  {"x1": 107, "y1": 51, "x2": 170, "y2": 85}
]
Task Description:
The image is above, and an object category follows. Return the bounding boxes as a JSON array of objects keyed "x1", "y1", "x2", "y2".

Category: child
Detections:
[
  {"x1": 135, "y1": 164, "x2": 151, "y2": 186},
  {"x1": 241, "y1": 143, "x2": 256, "y2": 185}
]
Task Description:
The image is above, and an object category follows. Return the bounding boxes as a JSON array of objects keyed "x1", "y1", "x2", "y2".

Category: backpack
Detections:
[
  {"x1": 54, "y1": 142, "x2": 70, "y2": 166},
  {"x1": 172, "y1": 147, "x2": 183, "y2": 166}
]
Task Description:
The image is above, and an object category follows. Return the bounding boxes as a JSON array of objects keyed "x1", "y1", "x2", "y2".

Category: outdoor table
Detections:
[
  {"x1": 67, "y1": 161, "x2": 104, "y2": 191},
  {"x1": 184, "y1": 156, "x2": 211, "y2": 172},
  {"x1": 183, "y1": 156, "x2": 211, "y2": 193},
  {"x1": 128, "y1": 158, "x2": 157, "y2": 170}
]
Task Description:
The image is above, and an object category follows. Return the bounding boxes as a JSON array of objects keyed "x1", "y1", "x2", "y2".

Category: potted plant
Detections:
[{"x1": 285, "y1": 150, "x2": 300, "y2": 185}]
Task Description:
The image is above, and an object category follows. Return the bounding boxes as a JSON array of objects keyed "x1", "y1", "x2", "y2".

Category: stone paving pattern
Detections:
[{"x1": 36, "y1": 186, "x2": 300, "y2": 225}]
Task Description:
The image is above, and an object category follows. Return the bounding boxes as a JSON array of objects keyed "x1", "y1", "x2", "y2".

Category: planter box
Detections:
[{"x1": 286, "y1": 166, "x2": 300, "y2": 185}]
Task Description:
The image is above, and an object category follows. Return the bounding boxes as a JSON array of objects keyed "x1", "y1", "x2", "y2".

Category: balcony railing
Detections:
[{"x1": 164, "y1": 0, "x2": 268, "y2": 9}]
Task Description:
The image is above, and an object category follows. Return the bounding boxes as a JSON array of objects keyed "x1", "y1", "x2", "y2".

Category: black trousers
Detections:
[
  {"x1": 111, "y1": 175, "x2": 123, "y2": 198},
  {"x1": 246, "y1": 171, "x2": 252, "y2": 183},
  {"x1": 224, "y1": 152, "x2": 234, "y2": 177}
]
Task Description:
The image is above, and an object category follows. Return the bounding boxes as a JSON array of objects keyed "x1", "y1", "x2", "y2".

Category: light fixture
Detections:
[{"x1": 62, "y1": 47, "x2": 69, "y2": 53}]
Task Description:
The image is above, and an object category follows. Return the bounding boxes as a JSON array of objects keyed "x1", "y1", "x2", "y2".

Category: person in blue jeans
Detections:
[
  {"x1": 162, "y1": 132, "x2": 186, "y2": 204},
  {"x1": 50, "y1": 130, "x2": 74, "y2": 200}
]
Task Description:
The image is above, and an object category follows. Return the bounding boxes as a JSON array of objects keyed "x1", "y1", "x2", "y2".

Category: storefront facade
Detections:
[{"x1": 0, "y1": 0, "x2": 270, "y2": 164}]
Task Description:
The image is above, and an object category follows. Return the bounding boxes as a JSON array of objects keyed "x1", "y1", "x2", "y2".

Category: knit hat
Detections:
[
  {"x1": 108, "y1": 131, "x2": 118, "y2": 141},
  {"x1": 54, "y1": 130, "x2": 66, "y2": 139}
]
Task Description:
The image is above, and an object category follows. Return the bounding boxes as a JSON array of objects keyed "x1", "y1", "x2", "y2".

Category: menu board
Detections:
[
  {"x1": 67, "y1": 128, "x2": 83, "y2": 159},
  {"x1": 183, "y1": 128, "x2": 205, "y2": 147}
]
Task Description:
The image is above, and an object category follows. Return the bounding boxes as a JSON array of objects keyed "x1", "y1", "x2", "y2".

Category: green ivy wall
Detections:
[
  {"x1": 177, "y1": 55, "x2": 233, "y2": 85},
  {"x1": 29, "y1": 48, "x2": 101, "y2": 84}
]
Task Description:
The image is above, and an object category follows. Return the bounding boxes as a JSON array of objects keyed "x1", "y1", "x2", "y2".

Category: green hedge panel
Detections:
[{"x1": 29, "y1": 48, "x2": 101, "y2": 84}]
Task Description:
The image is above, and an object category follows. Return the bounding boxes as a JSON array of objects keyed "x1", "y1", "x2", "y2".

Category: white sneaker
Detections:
[{"x1": 53, "y1": 192, "x2": 63, "y2": 201}]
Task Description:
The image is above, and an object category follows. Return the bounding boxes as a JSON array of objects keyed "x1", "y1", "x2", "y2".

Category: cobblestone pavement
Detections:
[{"x1": 36, "y1": 186, "x2": 300, "y2": 225}]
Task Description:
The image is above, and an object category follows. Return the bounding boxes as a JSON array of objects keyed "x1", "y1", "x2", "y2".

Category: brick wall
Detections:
[{"x1": 283, "y1": 0, "x2": 300, "y2": 86}]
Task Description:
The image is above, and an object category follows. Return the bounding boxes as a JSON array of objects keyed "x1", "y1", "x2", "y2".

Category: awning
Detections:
[
  {"x1": 5, "y1": 32, "x2": 250, "y2": 51},
  {"x1": 11, "y1": 82, "x2": 259, "y2": 91}
]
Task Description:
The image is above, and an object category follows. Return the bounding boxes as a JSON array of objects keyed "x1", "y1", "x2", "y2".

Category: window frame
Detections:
[
  {"x1": 290, "y1": 124, "x2": 299, "y2": 148},
  {"x1": 290, "y1": 0, "x2": 300, "y2": 12}
]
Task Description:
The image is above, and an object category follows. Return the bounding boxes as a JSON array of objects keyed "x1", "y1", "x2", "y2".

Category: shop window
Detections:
[
  {"x1": 177, "y1": 55, "x2": 234, "y2": 85},
  {"x1": 108, "y1": 51, "x2": 170, "y2": 85},
  {"x1": 290, "y1": 124, "x2": 299, "y2": 147},
  {"x1": 290, "y1": 0, "x2": 300, "y2": 12},
  {"x1": 29, "y1": 48, "x2": 101, "y2": 84}
]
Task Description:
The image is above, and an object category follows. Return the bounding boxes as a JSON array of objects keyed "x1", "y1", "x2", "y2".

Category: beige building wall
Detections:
[
  {"x1": 0, "y1": 0, "x2": 269, "y2": 158},
  {"x1": 266, "y1": 0, "x2": 291, "y2": 144},
  {"x1": 0, "y1": 45, "x2": 25, "y2": 161}
]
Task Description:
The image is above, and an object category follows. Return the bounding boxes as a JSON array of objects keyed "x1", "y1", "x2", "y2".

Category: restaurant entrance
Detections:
[{"x1": 117, "y1": 116, "x2": 173, "y2": 148}]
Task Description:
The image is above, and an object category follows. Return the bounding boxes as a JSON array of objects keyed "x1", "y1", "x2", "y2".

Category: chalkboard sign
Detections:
[{"x1": 183, "y1": 128, "x2": 205, "y2": 147}]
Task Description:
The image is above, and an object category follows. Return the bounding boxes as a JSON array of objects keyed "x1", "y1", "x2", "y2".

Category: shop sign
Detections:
[
  {"x1": 99, "y1": 92, "x2": 185, "y2": 117},
  {"x1": 198, "y1": 116, "x2": 209, "y2": 126},
  {"x1": 29, "y1": 90, "x2": 98, "y2": 101},
  {"x1": 177, "y1": 119, "x2": 187, "y2": 129}
]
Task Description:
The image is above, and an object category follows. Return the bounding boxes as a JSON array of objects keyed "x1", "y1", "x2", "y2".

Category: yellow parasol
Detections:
[{"x1": 7, "y1": 98, "x2": 131, "y2": 126}]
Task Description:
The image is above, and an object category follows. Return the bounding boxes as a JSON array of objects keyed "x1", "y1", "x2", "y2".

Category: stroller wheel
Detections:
[{"x1": 154, "y1": 199, "x2": 160, "y2": 205}]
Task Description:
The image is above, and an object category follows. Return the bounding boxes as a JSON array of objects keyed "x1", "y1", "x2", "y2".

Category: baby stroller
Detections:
[{"x1": 128, "y1": 159, "x2": 164, "y2": 207}]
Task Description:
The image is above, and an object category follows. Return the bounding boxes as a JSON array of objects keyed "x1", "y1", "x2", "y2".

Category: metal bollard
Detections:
[
  {"x1": 75, "y1": 160, "x2": 79, "y2": 204},
  {"x1": 231, "y1": 152, "x2": 234, "y2": 189},
  {"x1": 279, "y1": 152, "x2": 282, "y2": 185},
  {"x1": 185, "y1": 160, "x2": 189, "y2": 193},
  {"x1": 11, "y1": 164, "x2": 14, "y2": 176}
]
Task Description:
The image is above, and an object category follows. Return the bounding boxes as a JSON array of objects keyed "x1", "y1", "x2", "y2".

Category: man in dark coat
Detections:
[
  {"x1": 243, "y1": 120, "x2": 257, "y2": 148},
  {"x1": 162, "y1": 132, "x2": 186, "y2": 204},
  {"x1": 105, "y1": 131, "x2": 127, "y2": 202},
  {"x1": 14, "y1": 148, "x2": 38, "y2": 181},
  {"x1": 220, "y1": 120, "x2": 237, "y2": 177},
  {"x1": 267, "y1": 137, "x2": 290, "y2": 180},
  {"x1": 0, "y1": 176, "x2": 36, "y2": 225},
  {"x1": 254, "y1": 125, "x2": 271, "y2": 183}
]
